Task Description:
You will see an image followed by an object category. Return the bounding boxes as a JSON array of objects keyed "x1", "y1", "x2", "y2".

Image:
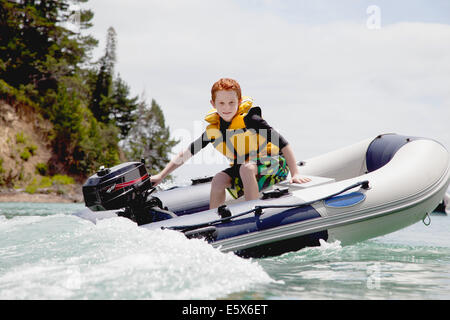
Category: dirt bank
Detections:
[{"x1": 0, "y1": 188, "x2": 83, "y2": 204}]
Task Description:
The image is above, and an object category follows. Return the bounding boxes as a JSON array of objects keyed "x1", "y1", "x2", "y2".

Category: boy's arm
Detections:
[
  {"x1": 281, "y1": 144, "x2": 311, "y2": 184},
  {"x1": 150, "y1": 131, "x2": 211, "y2": 186},
  {"x1": 150, "y1": 148, "x2": 193, "y2": 186}
]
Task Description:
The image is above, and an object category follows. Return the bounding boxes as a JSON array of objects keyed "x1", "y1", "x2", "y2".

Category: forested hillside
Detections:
[{"x1": 0, "y1": 0, "x2": 177, "y2": 192}]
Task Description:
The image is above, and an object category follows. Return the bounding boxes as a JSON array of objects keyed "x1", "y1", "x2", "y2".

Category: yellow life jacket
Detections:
[{"x1": 204, "y1": 96, "x2": 280, "y2": 164}]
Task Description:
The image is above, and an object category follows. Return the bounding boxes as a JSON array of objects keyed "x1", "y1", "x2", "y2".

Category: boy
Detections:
[{"x1": 150, "y1": 78, "x2": 310, "y2": 209}]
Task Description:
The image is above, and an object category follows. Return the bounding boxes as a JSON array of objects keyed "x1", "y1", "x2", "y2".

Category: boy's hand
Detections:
[
  {"x1": 290, "y1": 174, "x2": 311, "y2": 184},
  {"x1": 150, "y1": 173, "x2": 163, "y2": 187}
]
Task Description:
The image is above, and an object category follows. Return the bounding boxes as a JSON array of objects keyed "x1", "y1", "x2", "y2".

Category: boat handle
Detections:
[{"x1": 422, "y1": 212, "x2": 431, "y2": 226}]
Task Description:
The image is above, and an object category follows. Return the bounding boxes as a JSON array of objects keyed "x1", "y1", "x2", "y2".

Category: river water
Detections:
[{"x1": 0, "y1": 202, "x2": 449, "y2": 300}]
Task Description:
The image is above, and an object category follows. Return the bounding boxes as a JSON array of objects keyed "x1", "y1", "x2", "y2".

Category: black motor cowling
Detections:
[{"x1": 82, "y1": 161, "x2": 152, "y2": 211}]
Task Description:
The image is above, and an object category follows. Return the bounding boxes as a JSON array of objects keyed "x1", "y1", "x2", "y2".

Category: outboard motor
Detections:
[
  {"x1": 82, "y1": 161, "x2": 152, "y2": 211},
  {"x1": 82, "y1": 161, "x2": 179, "y2": 225},
  {"x1": 81, "y1": 161, "x2": 214, "y2": 226}
]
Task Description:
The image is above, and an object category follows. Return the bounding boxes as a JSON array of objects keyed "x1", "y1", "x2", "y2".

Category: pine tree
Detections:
[
  {"x1": 123, "y1": 99, "x2": 179, "y2": 174},
  {"x1": 89, "y1": 26, "x2": 116, "y2": 122},
  {"x1": 109, "y1": 74, "x2": 139, "y2": 139},
  {"x1": 0, "y1": 0, "x2": 96, "y2": 94}
]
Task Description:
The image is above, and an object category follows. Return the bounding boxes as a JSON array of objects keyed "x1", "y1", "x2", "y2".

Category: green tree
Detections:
[
  {"x1": 75, "y1": 118, "x2": 120, "y2": 175},
  {"x1": 123, "y1": 99, "x2": 179, "y2": 174},
  {"x1": 0, "y1": 1, "x2": 176, "y2": 180},
  {"x1": 88, "y1": 27, "x2": 139, "y2": 140},
  {"x1": 109, "y1": 74, "x2": 139, "y2": 139},
  {"x1": 0, "y1": 0, "x2": 96, "y2": 96},
  {"x1": 46, "y1": 83, "x2": 120, "y2": 176},
  {"x1": 89, "y1": 26, "x2": 116, "y2": 122}
]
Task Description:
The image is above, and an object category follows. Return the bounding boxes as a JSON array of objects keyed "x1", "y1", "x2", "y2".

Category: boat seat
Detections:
[{"x1": 365, "y1": 134, "x2": 420, "y2": 173}]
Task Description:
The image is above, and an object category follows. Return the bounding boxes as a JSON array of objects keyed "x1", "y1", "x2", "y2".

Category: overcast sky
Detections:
[{"x1": 80, "y1": 0, "x2": 450, "y2": 182}]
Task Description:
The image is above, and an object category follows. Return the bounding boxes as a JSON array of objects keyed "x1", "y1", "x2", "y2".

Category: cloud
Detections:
[{"x1": 85, "y1": 1, "x2": 450, "y2": 180}]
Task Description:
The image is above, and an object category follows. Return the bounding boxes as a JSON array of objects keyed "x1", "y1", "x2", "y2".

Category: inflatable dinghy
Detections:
[{"x1": 74, "y1": 133, "x2": 450, "y2": 258}]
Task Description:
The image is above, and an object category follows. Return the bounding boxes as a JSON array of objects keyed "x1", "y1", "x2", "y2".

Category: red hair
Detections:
[{"x1": 211, "y1": 78, "x2": 242, "y2": 102}]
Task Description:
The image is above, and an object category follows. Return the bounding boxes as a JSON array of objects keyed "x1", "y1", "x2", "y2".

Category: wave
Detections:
[{"x1": 0, "y1": 214, "x2": 274, "y2": 299}]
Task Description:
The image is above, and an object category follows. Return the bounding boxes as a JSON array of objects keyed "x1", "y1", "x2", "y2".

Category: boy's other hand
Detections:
[{"x1": 290, "y1": 174, "x2": 311, "y2": 184}]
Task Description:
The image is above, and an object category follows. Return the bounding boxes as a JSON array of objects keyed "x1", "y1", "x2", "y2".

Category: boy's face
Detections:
[{"x1": 211, "y1": 90, "x2": 240, "y2": 122}]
